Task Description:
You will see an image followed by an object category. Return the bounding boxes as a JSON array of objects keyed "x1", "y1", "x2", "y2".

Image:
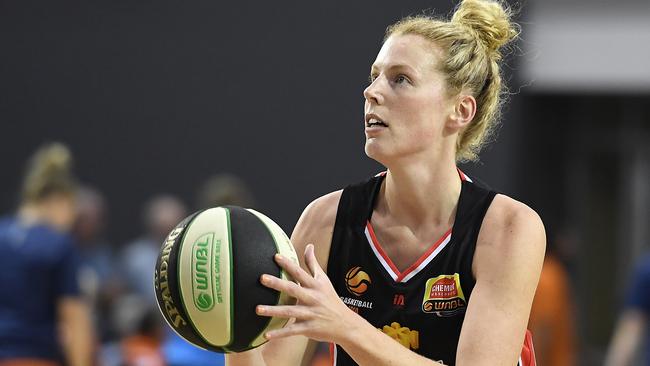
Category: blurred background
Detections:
[{"x1": 1, "y1": 0, "x2": 649, "y2": 365}]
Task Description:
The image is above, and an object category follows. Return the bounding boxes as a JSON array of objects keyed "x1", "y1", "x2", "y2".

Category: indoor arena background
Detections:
[{"x1": 1, "y1": 0, "x2": 649, "y2": 365}]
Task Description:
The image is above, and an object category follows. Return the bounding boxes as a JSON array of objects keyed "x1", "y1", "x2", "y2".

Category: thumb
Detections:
[{"x1": 304, "y1": 244, "x2": 323, "y2": 277}]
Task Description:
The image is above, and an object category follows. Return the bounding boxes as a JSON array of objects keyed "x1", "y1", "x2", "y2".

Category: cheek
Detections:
[{"x1": 399, "y1": 96, "x2": 445, "y2": 138}]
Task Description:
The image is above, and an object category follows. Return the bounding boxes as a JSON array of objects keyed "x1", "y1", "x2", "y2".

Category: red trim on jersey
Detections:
[
  {"x1": 520, "y1": 330, "x2": 537, "y2": 366},
  {"x1": 394, "y1": 228, "x2": 452, "y2": 282},
  {"x1": 366, "y1": 222, "x2": 401, "y2": 277},
  {"x1": 366, "y1": 221, "x2": 452, "y2": 282},
  {"x1": 457, "y1": 167, "x2": 468, "y2": 181},
  {"x1": 329, "y1": 342, "x2": 335, "y2": 366}
]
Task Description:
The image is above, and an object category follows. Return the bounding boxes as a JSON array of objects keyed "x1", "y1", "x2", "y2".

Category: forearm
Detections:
[
  {"x1": 339, "y1": 314, "x2": 443, "y2": 366},
  {"x1": 226, "y1": 336, "x2": 312, "y2": 366},
  {"x1": 226, "y1": 348, "x2": 266, "y2": 366},
  {"x1": 60, "y1": 308, "x2": 95, "y2": 366}
]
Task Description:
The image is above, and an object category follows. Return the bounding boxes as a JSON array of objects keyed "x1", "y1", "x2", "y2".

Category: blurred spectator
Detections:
[
  {"x1": 73, "y1": 185, "x2": 124, "y2": 342},
  {"x1": 604, "y1": 253, "x2": 650, "y2": 366},
  {"x1": 0, "y1": 143, "x2": 95, "y2": 366},
  {"x1": 309, "y1": 342, "x2": 331, "y2": 366},
  {"x1": 121, "y1": 195, "x2": 187, "y2": 305},
  {"x1": 101, "y1": 297, "x2": 165, "y2": 366},
  {"x1": 528, "y1": 230, "x2": 577, "y2": 366},
  {"x1": 528, "y1": 235, "x2": 577, "y2": 366},
  {"x1": 162, "y1": 330, "x2": 224, "y2": 366},
  {"x1": 121, "y1": 308, "x2": 166, "y2": 366},
  {"x1": 194, "y1": 173, "x2": 256, "y2": 210}
]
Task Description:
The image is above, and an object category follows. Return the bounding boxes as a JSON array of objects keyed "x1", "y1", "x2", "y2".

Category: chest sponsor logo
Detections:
[
  {"x1": 345, "y1": 266, "x2": 371, "y2": 296},
  {"x1": 379, "y1": 322, "x2": 419, "y2": 350},
  {"x1": 421, "y1": 273, "x2": 467, "y2": 317}
]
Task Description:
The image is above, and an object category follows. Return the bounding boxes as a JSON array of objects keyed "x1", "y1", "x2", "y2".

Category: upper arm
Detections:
[
  {"x1": 456, "y1": 195, "x2": 546, "y2": 366},
  {"x1": 260, "y1": 191, "x2": 342, "y2": 366},
  {"x1": 289, "y1": 190, "x2": 342, "y2": 272}
]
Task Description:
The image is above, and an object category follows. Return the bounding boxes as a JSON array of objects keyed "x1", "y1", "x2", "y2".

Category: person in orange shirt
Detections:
[
  {"x1": 528, "y1": 240, "x2": 577, "y2": 366},
  {"x1": 120, "y1": 309, "x2": 166, "y2": 366}
]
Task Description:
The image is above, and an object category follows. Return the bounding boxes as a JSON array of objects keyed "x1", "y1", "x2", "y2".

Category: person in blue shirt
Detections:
[
  {"x1": 0, "y1": 143, "x2": 95, "y2": 366},
  {"x1": 606, "y1": 253, "x2": 650, "y2": 366}
]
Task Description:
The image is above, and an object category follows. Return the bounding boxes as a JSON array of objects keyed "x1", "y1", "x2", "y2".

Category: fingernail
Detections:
[
  {"x1": 256, "y1": 305, "x2": 266, "y2": 314},
  {"x1": 260, "y1": 274, "x2": 269, "y2": 283},
  {"x1": 275, "y1": 253, "x2": 284, "y2": 261}
]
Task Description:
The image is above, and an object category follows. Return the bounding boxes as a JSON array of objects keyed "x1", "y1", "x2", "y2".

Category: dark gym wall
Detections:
[{"x1": 0, "y1": 0, "x2": 521, "y2": 243}]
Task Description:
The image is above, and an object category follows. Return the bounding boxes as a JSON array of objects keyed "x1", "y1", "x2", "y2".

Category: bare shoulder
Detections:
[
  {"x1": 291, "y1": 190, "x2": 343, "y2": 270},
  {"x1": 474, "y1": 194, "x2": 546, "y2": 278},
  {"x1": 456, "y1": 195, "x2": 546, "y2": 365}
]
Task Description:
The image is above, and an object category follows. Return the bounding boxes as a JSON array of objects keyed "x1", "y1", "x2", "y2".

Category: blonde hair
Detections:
[
  {"x1": 386, "y1": 0, "x2": 519, "y2": 162},
  {"x1": 22, "y1": 142, "x2": 76, "y2": 203}
]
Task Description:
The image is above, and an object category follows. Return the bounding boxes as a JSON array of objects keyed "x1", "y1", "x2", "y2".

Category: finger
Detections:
[
  {"x1": 260, "y1": 274, "x2": 305, "y2": 299},
  {"x1": 275, "y1": 253, "x2": 315, "y2": 287},
  {"x1": 256, "y1": 304, "x2": 311, "y2": 320},
  {"x1": 264, "y1": 321, "x2": 311, "y2": 340},
  {"x1": 304, "y1": 244, "x2": 323, "y2": 278}
]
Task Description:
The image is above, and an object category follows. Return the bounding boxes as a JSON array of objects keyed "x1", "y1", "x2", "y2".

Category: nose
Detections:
[{"x1": 363, "y1": 77, "x2": 384, "y2": 105}]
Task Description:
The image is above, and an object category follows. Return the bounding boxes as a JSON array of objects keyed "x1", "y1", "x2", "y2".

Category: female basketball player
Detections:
[
  {"x1": 228, "y1": 0, "x2": 545, "y2": 364},
  {"x1": 0, "y1": 144, "x2": 94, "y2": 366}
]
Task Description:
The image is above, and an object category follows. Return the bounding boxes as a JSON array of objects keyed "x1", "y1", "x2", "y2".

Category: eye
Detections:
[
  {"x1": 368, "y1": 74, "x2": 378, "y2": 83},
  {"x1": 395, "y1": 74, "x2": 410, "y2": 84}
]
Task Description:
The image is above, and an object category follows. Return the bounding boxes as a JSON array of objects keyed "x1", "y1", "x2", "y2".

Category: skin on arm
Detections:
[
  {"x1": 456, "y1": 195, "x2": 546, "y2": 365},
  {"x1": 58, "y1": 297, "x2": 95, "y2": 366},
  {"x1": 227, "y1": 191, "x2": 341, "y2": 366}
]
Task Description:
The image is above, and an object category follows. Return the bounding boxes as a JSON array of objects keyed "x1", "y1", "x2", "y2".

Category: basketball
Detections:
[{"x1": 153, "y1": 206, "x2": 299, "y2": 353}]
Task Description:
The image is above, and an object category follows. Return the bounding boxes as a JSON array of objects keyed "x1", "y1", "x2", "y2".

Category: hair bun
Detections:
[
  {"x1": 34, "y1": 143, "x2": 73, "y2": 176},
  {"x1": 451, "y1": 0, "x2": 518, "y2": 58}
]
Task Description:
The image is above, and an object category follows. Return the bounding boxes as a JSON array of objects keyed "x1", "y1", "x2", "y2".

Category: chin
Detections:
[{"x1": 364, "y1": 141, "x2": 390, "y2": 166}]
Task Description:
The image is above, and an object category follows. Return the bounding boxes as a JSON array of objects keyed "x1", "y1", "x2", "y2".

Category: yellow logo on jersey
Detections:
[
  {"x1": 379, "y1": 322, "x2": 419, "y2": 350},
  {"x1": 422, "y1": 273, "x2": 467, "y2": 317}
]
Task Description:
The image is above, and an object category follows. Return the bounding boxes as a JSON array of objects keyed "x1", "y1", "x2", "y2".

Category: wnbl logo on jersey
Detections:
[{"x1": 421, "y1": 273, "x2": 467, "y2": 317}]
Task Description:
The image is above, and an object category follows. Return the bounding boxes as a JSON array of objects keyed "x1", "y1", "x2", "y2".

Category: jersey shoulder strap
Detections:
[{"x1": 327, "y1": 174, "x2": 383, "y2": 276}]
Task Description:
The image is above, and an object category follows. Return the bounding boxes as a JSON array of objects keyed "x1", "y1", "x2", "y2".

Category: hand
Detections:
[{"x1": 256, "y1": 244, "x2": 356, "y2": 343}]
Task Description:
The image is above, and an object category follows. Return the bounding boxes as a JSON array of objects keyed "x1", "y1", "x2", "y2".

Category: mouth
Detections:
[{"x1": 365, "y1": 114, "x2": 388, "y2": 128}]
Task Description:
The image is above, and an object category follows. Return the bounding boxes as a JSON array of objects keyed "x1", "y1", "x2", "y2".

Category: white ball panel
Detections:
[{"x1": 178, "y1": 207, "x2": 233, "y2": 346}]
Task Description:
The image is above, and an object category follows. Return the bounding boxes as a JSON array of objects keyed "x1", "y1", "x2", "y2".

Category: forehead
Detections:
[{"x1": 371, "y1": 34, "x2": 442, "y2": 73}]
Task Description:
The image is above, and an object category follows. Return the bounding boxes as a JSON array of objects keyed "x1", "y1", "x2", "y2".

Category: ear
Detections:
[{"x1": 447, "y1": 94, "x2": 476, "y2": 132}]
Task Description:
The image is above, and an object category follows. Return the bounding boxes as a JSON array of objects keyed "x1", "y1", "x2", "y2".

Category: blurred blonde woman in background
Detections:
[{"x1": 0, "y1": 143, "x2": 95, "y2": 366}]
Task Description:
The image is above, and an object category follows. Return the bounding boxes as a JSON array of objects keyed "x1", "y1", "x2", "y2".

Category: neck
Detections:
[{"x1": 377, "y1": 154, "x2": 462, "y2": 229}]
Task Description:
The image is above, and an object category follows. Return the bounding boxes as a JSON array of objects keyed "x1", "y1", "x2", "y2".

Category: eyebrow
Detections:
[{"x1": 370, "y1": 63, "x2": 418, "y2": 76}]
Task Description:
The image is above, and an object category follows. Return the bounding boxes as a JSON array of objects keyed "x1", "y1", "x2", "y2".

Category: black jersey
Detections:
[{"x1": 326, "y1": 171, "x2": 536, "y2": 366}]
